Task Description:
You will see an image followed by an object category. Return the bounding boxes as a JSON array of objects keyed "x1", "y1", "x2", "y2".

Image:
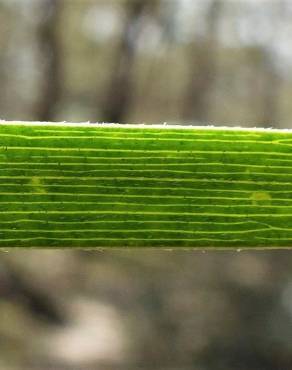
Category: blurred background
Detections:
[{"x1": 1, "y1": 0, "x2": 292, "y2": 369}]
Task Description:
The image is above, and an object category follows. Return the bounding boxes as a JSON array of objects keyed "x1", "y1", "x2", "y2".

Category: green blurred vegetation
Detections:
[{"x1": 1, "y1": 0, "x2": 292, "y2": 369}]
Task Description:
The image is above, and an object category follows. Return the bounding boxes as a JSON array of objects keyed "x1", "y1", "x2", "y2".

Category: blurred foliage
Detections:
[
  {"x1": 1, "y1": 0, "x2": 292, "y2": 369},
  {"x1": 1, "y1": 0, "x2": 292, "y2": 127},
  {"x1": 2, "y1": 250, "x2": 292, "y2": 369}
]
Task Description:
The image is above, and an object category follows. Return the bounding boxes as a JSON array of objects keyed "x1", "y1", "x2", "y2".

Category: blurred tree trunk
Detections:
[
  {"x1": 36, "y1": 0, "x2": 62, "y2": 122},
  {"x1": 257, "y1": 58, "x2": 280, "y2": 128},
  {"x1": 182, "y1": 0, "x2": 222, "y2": 123},
  {"x1": 101, "y1": 0, "x2": 150, "y2": 123},
  {"x1": 0, "y1": 258, "x2": 65, "y2": 325},
  {"x1": 253, "y1": 2, "x2": 283, "y2": 128},
  {"x1": 246, "y1": 47, "x2": 280, "y2": 128}
]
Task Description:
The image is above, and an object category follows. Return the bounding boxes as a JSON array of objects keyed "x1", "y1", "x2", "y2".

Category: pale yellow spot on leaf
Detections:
[
  {"x1": 30, "y1": 176, "x2": 46, "y2": 193},
  {"x1": 250, "y1": 191, "x2": 272, "y2": 205}
]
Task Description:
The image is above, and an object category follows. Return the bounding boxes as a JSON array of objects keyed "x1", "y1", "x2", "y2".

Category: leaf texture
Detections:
[{"x1": 0, "y1": 122, "x2": 292, "y2": 248}]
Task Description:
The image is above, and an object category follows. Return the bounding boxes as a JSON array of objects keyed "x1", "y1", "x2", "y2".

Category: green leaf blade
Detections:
[{"x1": 1, "y1": 122, "x2": 292, "y2": 248}]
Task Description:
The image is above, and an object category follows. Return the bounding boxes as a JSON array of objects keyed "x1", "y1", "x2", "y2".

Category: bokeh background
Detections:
[{"x1": 1, "y1": 0, "x2": 292, "y2": 369}]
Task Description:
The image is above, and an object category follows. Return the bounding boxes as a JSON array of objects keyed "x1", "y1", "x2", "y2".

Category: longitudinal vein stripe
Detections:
[
  {"x1": 1, "y1": 192, "x2": 292, "y2": 203},
  {"x1": 1, "y1": 211, "x2": 291, "y2": 217},
  {"x1": 0, "y1": 176, "x2": 290, "y2": 187},
  {"x1": 0, "y1": 228, "x2": 276, "y2": 234},
  {"x1": 1, "y1": 122, "x2": 292, "y2": 248},
  {"x1": 1, "y1": 168, "x2": 292, "y2": 179},
  {"x1": 1, "y1": 201, "x2": 292, "y2": 209},
  {"x1": 2, "y1": 162, "x2": 292, "y2": 171},
  {"x1": 3, "y1": 134, "x2": 292, "y2": 147},
  {"x1": 1, "y1": 184, "x2": 292, "y2": 195},
  {"x1": 0, "y1": 219, "x2": 271, "y2": 226},
  {"x1": 2, "y1": 146, "x2": 292, "y2": 157}
]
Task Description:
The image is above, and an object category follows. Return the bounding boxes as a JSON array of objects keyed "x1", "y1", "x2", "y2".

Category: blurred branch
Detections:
[
  {"x1": 36, "y1": 0, "x2": 63, "y2": 122},
  {"x1": 252, "y1": 48, "x2": 280, "y2": 128},
  {"x1": 101, "y1": 0, "x2": 152, "y2": 123},
  {"x1": 0, "y1": 258, "x2": 65, "y2": 325},
  {"x1": 182, "y1": 0, "x2": 222, "y2": 123}
]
